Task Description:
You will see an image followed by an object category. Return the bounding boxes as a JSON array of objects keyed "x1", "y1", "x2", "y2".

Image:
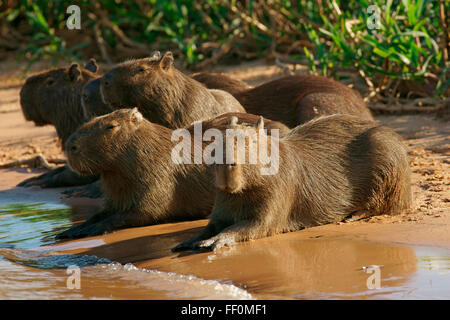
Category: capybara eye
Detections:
[
  {"x1": 45, "y1": 78, "x2": 55, "y2": 87},
  {"x1": 105, "y1": 124, "x2": 117, "y2": 130},
  {"x1": 136, "y1": 67, "x2": 146, "y2": 73}
]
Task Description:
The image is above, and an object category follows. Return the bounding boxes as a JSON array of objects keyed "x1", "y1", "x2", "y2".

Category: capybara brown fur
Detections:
[
  {"x1": 99, "y1": 52, "x2": 245, "y2": 129},
  {"x1": 18, "y1": 60, "x2": 101, "y2": 188},
  {"x1": 81, "y1": 51, "x2": 163, "y2": 119},
  {"x1": 20, "y1": 59, "x2": 99, "y2": 144},
  {"x1": 81, "y1": 78, "x2": 113, "y2": 119},
  {"x1": 173, "y1": 114, "x2": 411, "y2": 251},
  {"x1": 192, "y1": 73, "x2": 374, "y2": 127},
  {"x1": 56, "y1": 109, "x2": 288, "y2": 239},
  {"x1": 191, "y1": 72, "x2": 251, "y2": 96},
  {"x1": 67, "y1": 74, "x2": 259, "y2": 198}
]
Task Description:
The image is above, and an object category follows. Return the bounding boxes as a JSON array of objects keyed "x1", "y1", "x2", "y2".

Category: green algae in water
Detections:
[
  {"x1": 0, "y1": 203, "x2": 113, "y2": 270},
  {"x1": 0, "y1": 203, "x2": 73, "y2": 249}
]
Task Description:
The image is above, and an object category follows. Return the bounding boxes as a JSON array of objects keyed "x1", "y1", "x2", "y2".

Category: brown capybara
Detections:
[
  {"x1": 64, "y1": 71, "x2": 255, "y2": 198},
  {"x1": 80, "y1": 51, "x2": 164, "y2": 119},
  {"x1": 20, "y1": 59, "x2": 99, "y2": 144},
  {"x1": 191, "y1": 72, "x2": 251, "y2": 96},
  {"x1": 81, "y1": 78, "x2": 112, "y2": 119},
  {"x1": 173, "y1": 114, "x2": 411, "y2": 251},
  {"x1": 18, "y1": 60, "x2": 101, "y2": 188},
  {"x1": 191, "y1": 73, "x2": 374, "y2": 127},
  {"x1": 56, "y1": 108, "x2": 289, "y2": 239},
  {"x1": 99, "y1": 51, "x2": 245, "y2": 129}
]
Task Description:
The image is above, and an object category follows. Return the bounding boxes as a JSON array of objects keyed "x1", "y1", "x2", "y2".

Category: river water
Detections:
[{"x1": 0, "y1": 202, "x2": 449, "y2": 299}]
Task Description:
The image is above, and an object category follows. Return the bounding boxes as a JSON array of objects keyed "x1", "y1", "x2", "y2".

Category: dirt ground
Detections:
[{"x1": 0, "y1": 57, "x2": 449, "y2": 250}]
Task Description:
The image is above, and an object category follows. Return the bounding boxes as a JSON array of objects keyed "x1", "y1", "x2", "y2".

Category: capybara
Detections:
[
  {"x1": 81, "y1": 78, "x2": 112, "y2": 119},
  {"x1": 63, "y1": 71, "x2": 255, "y2": 198},
  {"x1": 191, "y1": 73, "x2": 374, "y2": 127},
  {"x1": 18, "y1": 53, "x2": 158, "y2": 190},
  {"x1": 56, "y1": 109, "x2": 289, "y2": 239},
  {"x1": 80, "y1": 51, "x2": 165, "y2": 119},
  {"x1": 18, "y1": 60, "x2": 101, "y2": 188},
  {"x1": 99, "y1": 51, "x2": 245, "y2": 129},
  {"x1": 20, "y1": 59, "x2": 99, "y2": 144},
  {"x1": 191, "y1": 72, "x2": 251, "y2": 96},
  {"x1": 173, "y1": 114, "x2": 411, "y2": 251}
]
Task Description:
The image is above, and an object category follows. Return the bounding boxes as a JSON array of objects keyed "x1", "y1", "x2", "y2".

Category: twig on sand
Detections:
[
  {"x1": 369, "y1": 97, "x2": 449, "y2": 113},
  {"x1": 438, "y1": 0, "x2": 449, "y2": 64},
  {"x1": 90, "y1": 14, "x2": 113, "y2": 66},
  {"x1": 224, "y1": 1, "x2": 277, "y2": 39},
  {"x1": 275, "y1": 58, "x2": 293, "y2": 76},
  {"x1": 94, "y1": 3, "x2": 150, "y2": 53},
  {"x1": 0, "y1": 154, "x2": 65, "y2": 170},
  {"x1": 195, "y1": 31, "x2": 241, "y2": 70}
]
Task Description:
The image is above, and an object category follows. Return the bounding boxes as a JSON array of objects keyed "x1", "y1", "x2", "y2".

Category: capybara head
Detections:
[
  {"x1": 100, "y1": 51, "x2": 175, "y2": 110},
  {"x1": 215, "y1": 116, "x2": 269, "y2": 194},
  {"x1": 65, "y1": 108, "x2": 144, "y2": 176},
  {"x1": 20, "y1": 59, "x2": 100, "y2": 144},
  {"x1": 81, "y1": 78, "x2": 113, "y2": 119}
]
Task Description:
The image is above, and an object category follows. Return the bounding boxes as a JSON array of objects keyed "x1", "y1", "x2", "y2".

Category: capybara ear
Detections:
[
  {"x1": 256, "y1": 116, "x2": 264, "y2": 130},
  {"x1": 160, "y1": 52, "x2": 174, "y2": 71},
  {"x1": 69, "y1": 63, "x2": 82, "y2": 82},
  {"x1": 129, "y1": 107, "x2": 144, "y2": 124},
  {"x1": 151, "y1": 51, "x2": 161, "y2": 59},
  {"x1": 228, "y1": 116, "x2": 238, "y2": 126},
  {"x1": 84, "y1": 58, "x2": 99, "y2": 73}
]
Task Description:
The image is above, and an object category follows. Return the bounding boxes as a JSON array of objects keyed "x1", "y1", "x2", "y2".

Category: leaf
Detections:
[
  {"x1": 6, "y1": 9, "x2": 20, "y2": 23},
  {"x1": 373, "y1": 47, "x2": 391, "y2": 58},
  {"x1": 32, "y1": 4, "x2": 50, "y2": 34}
]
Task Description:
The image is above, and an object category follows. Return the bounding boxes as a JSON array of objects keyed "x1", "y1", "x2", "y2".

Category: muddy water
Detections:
[{"x1": 0, "y1": 202, "x2": 449, "y2": 300}]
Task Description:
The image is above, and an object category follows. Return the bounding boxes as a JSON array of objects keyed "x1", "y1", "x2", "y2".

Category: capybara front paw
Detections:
[
  {"x1": 18, "y1": 176, "x2": 48, "y2": 188},
  {"x1": 56, "y1": 222, "x2": 109, "y2": 239},
  {"x1": 55, "y1": 224, "x2": 86, "y2": 240},
  {"x1": 55, "y1": 229, "x2": 78, "y2": 240},
  {"x1": 172, "y1": 239, "x2": 196, "y2": 252},
  {"x1": 193, "y1": 236, "x2": 233, "y2": 251}
]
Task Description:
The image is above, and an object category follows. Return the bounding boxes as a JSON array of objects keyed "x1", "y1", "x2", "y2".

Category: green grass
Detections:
[{"x1": 2, "y1": 0, "x2": 449, "y2": 96}]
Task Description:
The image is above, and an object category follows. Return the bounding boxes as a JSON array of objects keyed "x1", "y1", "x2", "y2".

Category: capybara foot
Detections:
[
  {"x1": 56, "y1": 222, "x2": 110, "y2": 239},
  {"x1": 55, "y1": 224, "x2": 85, "y2": 240},
  {"x1": 192, "y1": 235, "x2": 234, "y2": 251},
  {"x1": 172, "y1": 239, "x2": 197, "y2": 252},
  {"x1": 62, "y1": 181, "x2": 103, "y2": 199},
  {"x1": 17, "y1": 166, "x2": 65, "y2": 187},
  {"x1": 173, "y1": 235, "x2": 233, "y2": 252},
  {"x1": 18, "y1": 166, "x2": 98, "y2": 188},
  {"x1": 18, "y1": 175, "x2": 51, "y2": 188}
]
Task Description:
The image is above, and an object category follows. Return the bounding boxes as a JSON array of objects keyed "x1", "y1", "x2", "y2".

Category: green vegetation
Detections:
[{"x1": 1, "y1": 0, "x2": 448, "y2": 97}]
